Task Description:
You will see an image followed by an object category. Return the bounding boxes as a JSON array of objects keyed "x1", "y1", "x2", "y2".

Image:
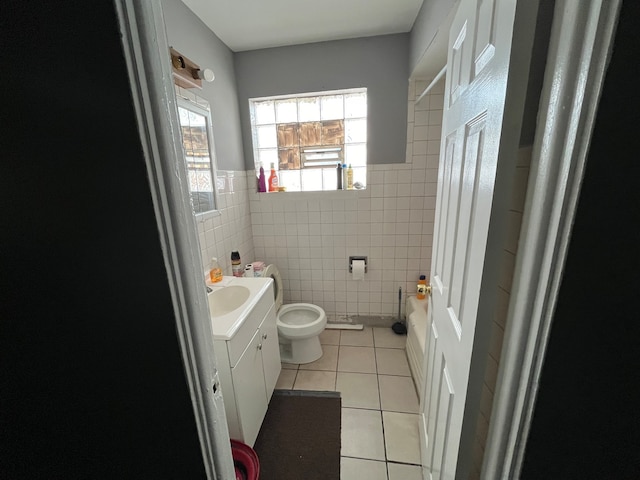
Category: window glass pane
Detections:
[
  {"x1": 352, "y1": 167, "x2": 367, "y2": 188},
  {"x1": 321, "y1": 95, "x2": 344, "y2": 120},
  {"x1": 299, "y1": 122, "x2": 322, "y2": 146},
  {"x1": 275, "y1": 99, "x2": 298, "y2": 123},
  {"x1": 188, "y1": 171, "x2": 215, "y2": 211},
  {"x1": 279, "y1": 170, "x2": 301, "y2": 192},
  {"x1": 345, "y1": 118, "x2": 367, "y2": 143},
  {"x1": 257, "y1": 124, "x2": 277, "y2": 148},
  {"x1": 301, "y1": 168, "x2": 323, "y2": 191},
  {"x1": 258, "y1": 148, "x2": 278, "y2": 168},
  {"x1": 179, "y1": 107, "x2": 190, "y2": 128},
  {"x1": 277, "y1": 123, "x2": 299, "y2": 147},
  {"x1": 187, "y1": 109, "x2": 206, "y2": 127},
  {"x1": 345, "y1": 143, "x2": 366, "y2": 167},
  {"x1": 189, "y1": 169, "x2": 213, "y2": 192},
  {"x1": 322, "y1": 120, "x2": 344, "y2": 145},
  {"x1": 322, "y1": 168, "x2": 338, "y2": 191},
  {"x1": 278, "y1": 148, "x2": 300, "y2": 170},
  {"x1": 345, "y1": 92, "x2": 367, "y2": 118},
  {"x1": 298, "y1": 97, "x2": 320, "y2": 122},
  {"x1": 254, "y1": 101, "x2": 275, "y2": 125}
]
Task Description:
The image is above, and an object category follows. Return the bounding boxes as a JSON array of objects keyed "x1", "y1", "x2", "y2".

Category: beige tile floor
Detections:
[{"x1": 274, "y1": 326, "x2": 422, "y2": 480}]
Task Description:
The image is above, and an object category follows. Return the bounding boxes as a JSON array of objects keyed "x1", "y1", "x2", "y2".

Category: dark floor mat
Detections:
[{"x1": 253, "y1": 389, "x2": 341, "y2": 480}]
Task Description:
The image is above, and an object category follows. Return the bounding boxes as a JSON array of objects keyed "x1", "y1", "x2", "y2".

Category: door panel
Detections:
[
  {"x1": 474, "y1": 0, "x2": 498, "y2": 77},
  {"x1": 434, "y1": 133, "x2": 457, "y2": 284},
  {"x1": 431, "y1": 365, "x2": 454, "y2": 480},
  {"x1": 449, "y1": 114, "x2": 487, "y2": 323},
  {"x1": 449, "y1": 23, "x2": 468, "y2": 106}
]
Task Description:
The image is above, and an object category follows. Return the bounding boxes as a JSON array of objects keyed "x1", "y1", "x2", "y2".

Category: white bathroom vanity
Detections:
[{"x1": 207, "y1": 277, "x2": 281, "y2": 446}]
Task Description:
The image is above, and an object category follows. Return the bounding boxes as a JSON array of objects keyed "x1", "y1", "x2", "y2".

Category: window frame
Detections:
[
  {"x1": 249, "y1": 88, "x2": 368, "y2": 193},
  {"x1": 176, "y1": 94, "x2": 219, "y2": 218}
]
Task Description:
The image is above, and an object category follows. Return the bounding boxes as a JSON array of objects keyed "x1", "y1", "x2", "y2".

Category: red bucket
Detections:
[{"x1": 230, "y1": 439, "x2": 260, "y2": 480}]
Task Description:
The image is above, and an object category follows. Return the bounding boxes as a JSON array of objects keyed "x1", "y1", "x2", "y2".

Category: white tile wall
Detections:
[
  {"x1": 246, "y1": 78, "x2": 444, "y2": 321},
  {"x1": 196, "y1": 170, "x2": 255, "y2": 275}
]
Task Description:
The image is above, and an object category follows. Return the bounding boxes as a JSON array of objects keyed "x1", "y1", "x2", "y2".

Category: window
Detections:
[
  {"x1": 176, "y1": 89, "x2": 218, "y2": 214},
  {"x1": 250, "y1": 89, "x2": 367, "y2": 192}
]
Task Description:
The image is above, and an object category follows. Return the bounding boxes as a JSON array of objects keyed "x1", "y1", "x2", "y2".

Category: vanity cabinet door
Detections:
[
  {"x1": 231, "y1": 328, "x2": 267, "y2": 447},
  {"x1": 259, "y1": 306, "x2": 281, "y2": 401}
]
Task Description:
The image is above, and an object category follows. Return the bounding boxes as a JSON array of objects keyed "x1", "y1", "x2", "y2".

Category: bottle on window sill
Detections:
[
  {"x1": 341, "y1": 163, "x2": 347, "y2": 189},
  {"x1": 346, "y1": 164, "x2": 354, "y2": 190},
  {"x1": 268, "y1": 163, "x2": 278, "y2": 192},
  {"x1": 257, "y1": 164, "x2": 266, "y2": 193}
]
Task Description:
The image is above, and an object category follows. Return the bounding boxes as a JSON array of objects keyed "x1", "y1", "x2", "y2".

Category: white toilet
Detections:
[{"x1": 262, "y1": 264, "x2": 327, "y2": 364}]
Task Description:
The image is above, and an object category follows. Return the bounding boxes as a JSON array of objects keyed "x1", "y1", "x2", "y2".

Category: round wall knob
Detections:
[
  {"x1": 196, "y1": 68, "x2": 215, "y2": 82},
  {"x1": 257, "y1": 344, "x2": 263, "y2": 350},
  {"x1": 262, "y1": 333, "x2": 268, "y2": 340}
]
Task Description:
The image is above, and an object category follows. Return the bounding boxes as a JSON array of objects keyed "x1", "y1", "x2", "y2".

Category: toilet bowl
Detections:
[{"x1": 262, "y1": 264, "x2": 327, "y2": 364}]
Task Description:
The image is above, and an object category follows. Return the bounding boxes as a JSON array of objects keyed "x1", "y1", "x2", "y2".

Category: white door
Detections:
[{"x1": 420, "y1": 0, "x2": 534, "y2": 478}]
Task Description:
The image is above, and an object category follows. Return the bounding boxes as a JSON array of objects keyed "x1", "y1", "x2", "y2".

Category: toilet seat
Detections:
[{"x1": 277, "y1": 303, "x2": 327, "y2": 339}]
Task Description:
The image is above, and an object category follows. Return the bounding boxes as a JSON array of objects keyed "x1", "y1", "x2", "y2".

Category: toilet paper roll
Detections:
[
  {"x1": 244, "y1": 264, "x2": 254, "y2": 277},
  {"x1": 352, "y1": 259, "x2": 365, "y2": 281}
]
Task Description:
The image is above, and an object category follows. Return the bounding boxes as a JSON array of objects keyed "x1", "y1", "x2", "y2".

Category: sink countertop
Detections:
[{"x1": 207, "y1": 276, "x2": 273, "y2": 340}]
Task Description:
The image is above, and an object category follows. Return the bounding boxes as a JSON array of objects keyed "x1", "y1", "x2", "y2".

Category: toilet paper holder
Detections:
[{"x1": 348, "y1": 256, "x2": 368, "y2": 273}]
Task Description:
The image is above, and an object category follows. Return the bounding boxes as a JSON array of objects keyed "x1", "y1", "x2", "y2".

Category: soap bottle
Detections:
[
  {"x1": 258, "y1": 164, "x2": 267, "y2": 193},
  {"x1": 346, "y1": 164, "x2": 354, "y2": 190},
  {"x1": 231, "y1": 251, "x2": 243, "y2": 277},
  {"x1": 417, "y1": 275, "x2": 427, "y2": 299},
  {"x1": 209, "y1": 257, "x2": 223, "y2": 283},
  {"x1": 268, "y1": 163, "x2": 279, "y2": 192},
  {"x1": 337, "y1": 162, "x2": 343, "y2": 190}
]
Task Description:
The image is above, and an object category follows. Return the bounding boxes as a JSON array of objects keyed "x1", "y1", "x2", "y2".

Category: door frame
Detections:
[
  {"x1": 482, "y1": 1, "x2": 621, "y2": 477},
  {"x1": 114, "y1": 1, "x2": 621, "y2": 479},
  {"x1": 114, "y1": 1, "x2": 234, "y2": 478}
]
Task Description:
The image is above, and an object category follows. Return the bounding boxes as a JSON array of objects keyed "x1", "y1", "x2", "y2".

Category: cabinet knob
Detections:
[
  {"x1": 257, "y1": 343, "x2": 263, "y2": 350},
  {"x1": 262, "y1": 333, "x2": 268, "y2": 340}
]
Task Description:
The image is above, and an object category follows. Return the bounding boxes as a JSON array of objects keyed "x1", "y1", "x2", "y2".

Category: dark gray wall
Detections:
[
  {"x1": 162, "y1": 0, "x2": 245, "y2": 171},
  {"x1": 234, "y1": 34, "x2": 409, "y2": 169},
  {"x1": 409, "y1": 0, "x2": 457, "y2": 74}
]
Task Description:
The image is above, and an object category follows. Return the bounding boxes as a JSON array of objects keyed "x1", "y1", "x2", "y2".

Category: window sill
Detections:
[{"x1": 250, "y1": 189, "x2": 368, "y2": 202}]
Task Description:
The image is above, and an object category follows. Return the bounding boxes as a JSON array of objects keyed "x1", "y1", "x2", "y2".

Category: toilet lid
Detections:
[{"x1": 262, "y1": 264, "x2": 282, "y2": 310}]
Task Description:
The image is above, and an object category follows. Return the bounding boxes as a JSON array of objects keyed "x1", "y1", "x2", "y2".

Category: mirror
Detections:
[{"x1": 177, "y1": 93, "x2": 218, "y2": 215}]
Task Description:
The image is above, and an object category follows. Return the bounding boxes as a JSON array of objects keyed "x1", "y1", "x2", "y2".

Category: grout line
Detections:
[
  {"x1": 340, "y1": 454, "x2": 387, "y2": 463},
  {"x1": 377, "y1": 370, "x2": 388, "y2": 463},
  {"x1": 386, "y1": 459, "x2": 423, "y2": 467}
]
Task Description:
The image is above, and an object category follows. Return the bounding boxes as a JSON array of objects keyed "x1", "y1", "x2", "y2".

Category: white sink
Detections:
[
  {"x1": 208, "y1": 285, "x2": 250, "y2": 316},
  {"x1": 206, "y1": 276, "x2": 273, "y2": 339}
]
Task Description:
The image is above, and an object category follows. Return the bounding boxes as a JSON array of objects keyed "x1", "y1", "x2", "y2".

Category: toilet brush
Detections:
[{"x1": 392, "y1": 287, "x2": 407, "y2": 335}]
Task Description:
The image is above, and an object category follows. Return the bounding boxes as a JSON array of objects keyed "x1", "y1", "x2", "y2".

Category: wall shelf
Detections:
[{"x1": 170, "y1": 47, "x2": 202, "y2": 89}]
